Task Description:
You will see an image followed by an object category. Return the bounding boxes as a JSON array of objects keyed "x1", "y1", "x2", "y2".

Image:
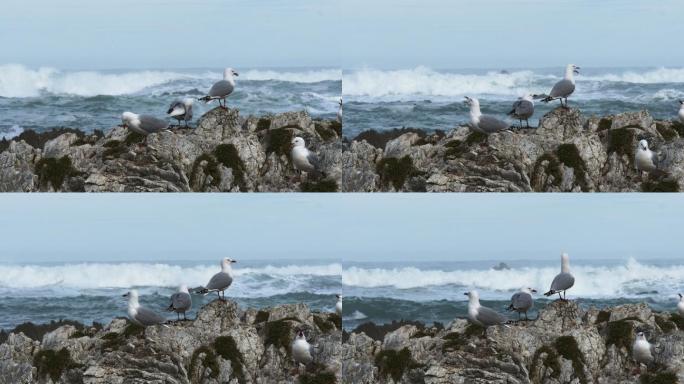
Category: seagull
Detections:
[
  {"x1": 335, "y1": 294, "x2": 342, "y2": 316},
  {"x1": 677, "y1": 294, "x2": 684, "y2": 316},
  {"x1": 508, "y1": 94, "x2": 535, "y2": 128},
  {"x1": 632, "y1": 331, "x2": 655, "y2": 374},
  {"x1": 464, "y1": 96, "x2": 509, "y2": 135},
  {"x1": 507, "y1": 287, "x2": 536, "y2": 320},
  {"x1": 195, "y1": 257, "x2": 236, "y2": 301},
  {"x1": 292, "y1": 329, "x2": 315, "y2": 373},
  {"x1": 166, "y1": 284, "x2": 192, "y2": 321},
  {"x1": 635, "y1": 139, "x2": 658, "y2": 174},
  {"x1": 464, "y1": 290, "x2": 507, "y2": 327},
  {"x1": 541, "y1": 64, "x2": 580, "y2": 108},
  {"x1": 123, "y1": 289, "x2": 167, "y2": 330},
  {"x1": 678, "y1": 100, "x2": 684, "y2": 123},
  {"x1": 120, "y1": 112, "x2": 169, "y2": 145},
  {"x1": 167, "y1": 98, "x2": 194, "y2": 127},
  {"x1": 199, "y1": 68, "x2": 238, "y2": 109},
  {"x1": 544, "y1": 252, "x2": 575, "y2": 301},
  {"x1": 291, "y1": 137, "x2": 321, "y2": 179},
  {"x1": 337, "y1": 98, "x2": 343, "y2": 124}
]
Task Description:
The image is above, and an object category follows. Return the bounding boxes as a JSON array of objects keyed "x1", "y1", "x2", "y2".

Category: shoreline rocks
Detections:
[
  {"x1": 0, "y1": 108, "x2": 342, "y2": 192},
  {"x1": 343, "y1": 108, "x2": 684, "y2": 192},
  {"x1": 0, "y1": 300, "x2": 342, "y2": 384}
]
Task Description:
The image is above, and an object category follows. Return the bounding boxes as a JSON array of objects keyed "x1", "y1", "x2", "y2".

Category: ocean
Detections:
[
  {"x1": 342, "y1": 66, "x2": 684, "y2": 138},
  {"x1": 342, "y1": 257, "x2": 684, "y2": 330},
  {"x1": 0, "y1": 64, "x2": 342, "y2": 137},
  {"x1": 0, "y1": 259, "x2": 342, "y2": 330}
]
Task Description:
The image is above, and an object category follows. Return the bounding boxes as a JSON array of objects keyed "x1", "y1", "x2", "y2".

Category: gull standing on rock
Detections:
[
  {"x1": 167, "y1": 284, "x2": 192, "y2": 321},
  {"x1": 195, "y1": 258, "x2": 236, "y2": 301},
  {"x1": 507, "y1": 287, "x2": 536, "y2": 320},
  {"x1": 464, "y1": 96, "x2": 509, "y2": 135},
  {"x1": 465, "y1": 290, "x2": 507, "y2": 327},
  {"x1": 167, "y1": 98, "x2": 194, "y2": 127},
  {"x1": 632, "y1": 331, "x2": 654, "y2": 374},
  {"x1": 541, "y1": 64, "x2": 580, "y2": 108},
  {"x1": 544, "y1": 253, "x2": 575, "y2": 301},
  {"x1": 678, "y1": 294, "x2": 684, "y2": 316},
  {"x1": 292, "y1": 329, "x2": 315, "y2": 373},
  {"x1": 508, "y1": 94, "x2": 535, "y2": 128},
  {"x1": 199, "y1": 68, "x2": 238, "y2": 109},
  {"x1": 120, "y1": 112, "x2": 169, "y2": 145},
  {"x1": 291, "y1": 137, "x2": 321, "y2": 179},
  {"x1": 678, "y1": 100, "x2": 684, "y2": 123},
  {"x1": 635, "y1": 139, "x2": 659, "y2": 175},
  {"x1": 335, "y1": 294, "x2": 342, "y2": 316},
  {"x1": 337, "y1": 98, "x2": 343, "y2": 124},
  {"x1": 123, "y1": 290, "x2": 167, "y2": 329}
]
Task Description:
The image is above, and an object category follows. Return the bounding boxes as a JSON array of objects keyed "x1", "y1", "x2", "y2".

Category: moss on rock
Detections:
[
  {"x1": 255, "y1": 310, "x2": 270, "y2": 323},
  {"x1": 556, "y1": 143, "x2": 589, "y2": 191},
  {"x1": 554, "y1": 336, "x2": 587, "y2": 384},
  {"x1": 213, "y1": 143, "x2": 246, "y2": 190},
  {"x1": 605, "y1": 319, "x2": 634, "y2": 351},
  {"x1": 190, "y1": 154, "x2": 221, "y2": 191},
  {"x1": 264, "y1": 319, "x2": 296, "y2": 353},
  {"x1": 465, "y1": 131, "x2": 488, "y2": 146},
  {"x1": 213, "y1": 336, "x2": 246, "y2": 384},
  {"x1": 300, "y1": 179, "x2": 338, "y2": 192},
  {"x1": 598, "y1": 118, "x2": 613, "y2": 131},
  {"x1": 33, "y1": 348, "x2": 80, "y2": 382},
  {"x1": 189, "y1": 345, "x2": 220, "y2": 382},
  {"x1": 531, "y1": 153, "x2": 562, "y2": 191},
  {"x1": 641, "y1": 179, "x2": 680, "y2": 192},
  {"x1": 376, "y1": 155, "x2": 415, "y2": 190},
  {"x1": 640, "y1": 372, "x2": 678, "y2": 384},
  {"x1": 374, "y1": 347, "x2": 421, "y2": 382},
  {"x1": 313, "y1": 315, "x2": 335, "y2": 333},
  {"x1": 266, "y1": 129, "x2": 293, "y2": 159},
  {"x1": 299, "y1": 370, "x2": 337, "y2": 384},
  {"x1": 607, "y1": 128, "x2": 635, "y2": 164},
  {"x1": 34, "y1": 156, "x2": 78, "y2": 190}
]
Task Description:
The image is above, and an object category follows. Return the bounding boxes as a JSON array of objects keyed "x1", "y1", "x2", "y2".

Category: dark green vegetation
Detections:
[
  {"x1": 300, "y1": 179, "x2": 338, "y2": 192},
  {"x1": 353, "y1": 128, "x2": 427, "y2": 149},
  {"x1": 376, "y1": 155, "x2": 415, "y2": 190},
  {"x1": 0, "y1": 128, "x2": 97, "y2": 153},
  {"x1": 671, "y1": 313, "x2": 684, "y2": 330},
  {"x1": 605, "y1": 319, "x2": 635, "y2": 350},
  {"x1": 264, "y1": 318, "x2": 300, "y2": 353},
  {"x1": 255, "y1": 310, "x2": 270, "y2": 323},
  {"x1": 314, "y1": 122, "x2": 339, "y2": 141},
  {"x1": 329, "y1": 121, "x2": 342, "y2": 137},
  {"x1": 443, "y1": 139, "x2": 465, "y2": 159},
  {"x1": 374, "y1": 347, "x2": 422, "y2": 382},
  {"x1": 641, "y1": 178, "x2": 680, "y2": 192},
  {"x1": 607, "y1": 128, "x2": 635, "y2": 164},
  {"x1": 556, "y1": 143, "x2": 589, "y2": 191},
  {"x1": 329, "y1": 314, "x2": 342, "y2": 330},
  {"x1": 313, "y1": 315, "x2": 335, "y2": 333},
  {"x1": 465, "y1": 131, "x2": 488, "y2": 146},
  {"x1": 597, "y1": 118, "x2": 613, "y2": 131},
  {"x1": 531, "y1": 153, "x2": 562, "y2": 191},
  {"x1": 34, "y1": 155, "x2": 79, "y2": 190},
  {"x1": 351, "y1": 320, "x2": 430, "y2": 342},
  {"x1": 190, "y1": 154, "x2": 220, "y2": 191},
  {"x1": 213, "y1": 336, "x2": 246, "y2": 384},
  {"x1": 640, "y1": 372, "x2": 678, "y2": 384},
  {"x1": 33, "y1": 348, "x2": 80, "y2": 382},
  {"x1": 530, "y1": 345, "x2": 561, "y2": 382},
  {"x1": 213, "y1": 144, "x2": 246, "y2": 189},
  {"x1": 441, "y1": 332, "x2": 467, "y2": 351},
  {"x1": 554, "y1": 336, "x2": 588, "y2": 384},
  {"x1": 655, "y1": 314, "x2": 676, "y2": 333},
  {"x1": 100, "y1": 323, "x2": 145, "y2": 351},
  {"x1": 190, "y1": 144, "x2": 246, "y2": 191},
  {"x1": 656, "y1": 123, "x2": 678, "y2": 141},
  {"x1": 188, "y1": 345, "x2": 220, "y2": 382},
  {"x1": 671, "y1": 121, "x2": 684, "y2": 137},
  {"x1": 529, "y1": 336, "x2": 588, "y2": 384},
  {"x1": 596, "y1": 310, "x2": 611, "y2": 323},
  {"x1": 256, "y1": 118, "x2": 272, "y2": 131},
  {"x1": 0, "y1": 320, "x2": 92, "y2": 344},
  {"x1": 265, "y1": 128, "x2": 294, "y2": 159},
  {"x1": 299, "y1": 370, "x2": 337, "y2": 384}
]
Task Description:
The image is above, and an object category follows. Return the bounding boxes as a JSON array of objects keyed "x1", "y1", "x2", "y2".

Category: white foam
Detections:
[
  {"x1": 1, "y1": 125, "x2": 23, "y2": 140},
  {"x1": 582, "y1": 67, "x2": 684, "y2": 84},
  {"x1": 240, "y1": 69, "x2": 341, "y2": 83},
  {"x1": 344, "y1": 310, "x2": 368, "y2": 321},
  {"x1": 343, "y1": 258, "x2": 684, "y2": 299}
]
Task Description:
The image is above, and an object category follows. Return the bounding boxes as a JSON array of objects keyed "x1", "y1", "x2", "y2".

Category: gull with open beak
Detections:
[
  {"x1": 199, "y1": 68, "x2": 238, "y2": 109},
  {"x1": 541, "y1": 64, "x2": 580, "y2": 108}
]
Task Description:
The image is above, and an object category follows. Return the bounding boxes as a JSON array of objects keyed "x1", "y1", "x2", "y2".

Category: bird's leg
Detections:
[
  {"x1": 557, "y1": 292, "x2": 562, "y2": 301},
  {"x1": 526, "y1": 119, "x2": 530, "y2": 128},
  {"x1": 217, "y1": 291, "x2": 220, "y2": 300}
]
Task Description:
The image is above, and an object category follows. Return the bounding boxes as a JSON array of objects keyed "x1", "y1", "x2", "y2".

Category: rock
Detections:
[
  {"x1": 0, "y1": 300, "x2": 342, "y2": 384},
  {"x1": 0, "y1": 108, "x2": 341, "y2": 192},
  {"x1": 341, "y1": 301, "x2": 684, "y2": 383},
  {"x1": 345, "y1": 108, "x2": 684, "y2": 192}
]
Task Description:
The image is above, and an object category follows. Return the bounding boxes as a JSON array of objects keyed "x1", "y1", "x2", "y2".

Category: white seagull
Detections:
[
  {"x1": 199, "y1": 68, "x2": 238, "y2": 109},
  {"x1": 541, "y1": 64, "x2": 580, "y2": 108},
  {"x1": 464, "y1": 96, "x2": 509, "y2": 135},
  {"x1": 635, "y1": 139, "x2": 658, "y2": 174},
  {"x1": 195, "y1": 257, "x2": 236, "y2": 301},
  {"x1": 679, "y1": 100, "x2": 684, "y2": 123},
  {"x1": 632, "y1": 331, "x2": 655, "y2": 374},
  {"x1": 120, "y1": 112, "x2": 169, "y2": 145},
  {"x1": 544, "y1": 252, "x2": 575, "y2": 301},
  {"x1": 123, "y1": 289, "x2": 167, "y2": 330},
  {"x1": 337, "y1": 98, "x2": 343, "y2": 124},
  {"x1": 291, "y1": 137, "x2": 321, "y2": 179},
  {"x1": 335, "y1": 294, "x2": 342, "y2": 316},
  {"x1": 292, "y1": 329, "x2": 315, "y2": 374},
  {"x1": 465, "y1": 290, "x2": 507, "y2": 327},
  {"x1": 677, "y1": 293, "x2": 684, "y2": 316}
]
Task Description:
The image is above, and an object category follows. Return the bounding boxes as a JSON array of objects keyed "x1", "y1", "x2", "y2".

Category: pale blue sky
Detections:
[
  {"x1": 0, "y1": 194, "x2": 680, "y2": 263},
  {"x1": 2, "y1": 0, "x2": 678, "y2": 69}
]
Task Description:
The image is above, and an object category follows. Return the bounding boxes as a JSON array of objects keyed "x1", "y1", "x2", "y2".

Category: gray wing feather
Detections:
[
  {"x1": 171, "y1": 292, "x2": 191, "y2": 311},
  {"x1": 139, "y1": 115, "x2": 168, "y2": 134},
  {"x1": 185, "y1": 103, "x2": 193, "y2": 121},
  {"x1": 511, "y1": 292, "x2": 533, "y2": 311},
  {"x1": 479, "y1": 115, "x2": 509, "y2": 133},
  {"x1": 549, "y1": 79, "x2": 575, "y2": 98},
  {"x1": 306, "y1": 152, "x2": 320, "y2": 170},
  {"x1": 513, "y1": 100, "x2": 534, "y2": 119},
  {"x1": 206, "y1": 272, "x2": 232, "y2": 291},
  {"x1": 136, "y1": 307, "x2": 166, "y2": 326},
  {"x1": 550, "y1": 272, "x2": 575, "y2": 292},
  {"x1": 476, "y1": 306, "x2": 506, "y2": 326},
  {"x1": 209, "y1": 80, "x2": 234, "y2": 98}
]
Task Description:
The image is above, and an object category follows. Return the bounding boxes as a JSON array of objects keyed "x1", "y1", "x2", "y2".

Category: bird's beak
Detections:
[
  {"x1": 234, "y1": 72, "x2": 239, "y2": 77},
  {"x1": 231, "y1": 259, "x2": 237, "y2": 263},
  {"x1": 679, "y1": 100, "x2": 684, "y2": 105},
  {"x1": 680, "y1": 293, "x2": 683, "y2": 299},
  {"x1": 573, "y1": 67, "x2": 580, "y2": 75},
  {"x1": 463, "y1": 292, "x2": 468, "y2": 296},
  {"x1": 531, "y1": 289, "x2": 537, "y2": 293}
]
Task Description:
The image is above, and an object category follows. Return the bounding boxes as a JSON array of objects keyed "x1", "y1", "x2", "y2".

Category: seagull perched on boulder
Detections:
[
  {"x1": 677, "y1": 294, "x2": 684, "y2": 316},
  {"x1": 292, "y1": 329, "x2": 315, "y2": 374},
  {"x1": 123, "y1": 290, "x2": 167, "y2": 333},
  {"x1": 291, "y1": 137, "x2": 322, "y2": 179},
  {"x1": 464, "y1": 96, "x2": 509, "y2": 135},
  {"x1": 167, "y1": 98, "x2": 194, "y2": 127},
  {"x1": 635, "y1": 139, "x2": 659, "y2": 175},
  {"x1": 199, "y1": 68, "x2": 238, "y2": 109},
  {"x1": 678, "y1": 100, "x2": 684, "y2": 123},
  {"x1": 195, "y1": 257, "x2": 236, "y2": 301},
  {"x1": 544, "y1": 252, "x2": 575, "y2": 301},
  {"x1": 120, "y1": 112, "x2": 169, "y2": 145},
  {"x1": 167, "y1": 284, "x2": 192, "y2": 321},
  {"x1": 507, "y1": 287, "x2": 536, "y2": 320},
  {"x1": 335, "y1": 294, "x2": 342, "y2": 316},
  {"x1": 541, "y1": 64, "x2": 579, "y2": 108},
  {"x1": 465, "y1": 290, "x2": 507, "y2": 327},
  {"x1": 508, "y1": 94, "x2": 535, "y2": 128},
  {"x1": 632, "y1": 331, "x2": 655, "y2": 374}
]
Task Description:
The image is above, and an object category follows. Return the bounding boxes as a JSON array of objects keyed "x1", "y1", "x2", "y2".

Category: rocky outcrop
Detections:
[
  {"x1": 0, "y1": 300, "x2": 342, "y2": 384},
  {"x1": 0, "y1": 108, "x2": 342, "y2": 192},
  {"x1": 343, "y1": 108, "x2": 684, "y2": 192},
  {"x1": 341, "y1": 301, "x2": 684, "y2": 383}
]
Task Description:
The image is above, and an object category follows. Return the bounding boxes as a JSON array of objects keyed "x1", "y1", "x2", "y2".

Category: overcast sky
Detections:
[
  {"x1": 2, "y1": 0, "x2": 679, "y2": 69},
  {"x1": 0, "y1": 194, "x2": 680, "y2": 263}
]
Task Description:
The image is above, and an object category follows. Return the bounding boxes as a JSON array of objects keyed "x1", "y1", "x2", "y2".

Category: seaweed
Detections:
[
  {"x1": 597, "y1": 118, "x2": 613, "y2": 131},
  {"x1": 213, "y1": 143, "x2": 246, "y2": 190},
  {"x1": 213, "y1": 336, "x2": 246, "y2": 384},
  {"x1": 265, "y1": 129, "x2": 293, "y2": 159},
  {"x1": 376, "y1": 155, "x2": 415, "y2": 190},
  {"x1": 264, "y1": 319, "x2": 294, "y2": 353},
  {"x1": 34, "y1": 156, "x2": 78, "y2": 190},
  {"x1": 374, "y1": 347, "x2": 421, "y2": 382},
  {"x1": 299, "y1": 370, "x2": 337, "y2": 384},
  {"x1": 300, "y1": 179, "x2": 338, "y2": 192},
  {"x1": 255, "y1": 310, "x2": 270, "y2": 323},
  {"x1": 33, "y1": 348, "x2": 81, "y2": 382},
  {"x1": 556, "y1": 143, "x2": 589, "y2": 191},
  {"x1": 640, "y1": 372, "x2": 678, "y2": 384},
  {"x1": 554, "y1": 336, "x2": 587, "y2": 384},
  {"x1": 605, "y1": 319, "x2": 634, "y2": 351},
  {"x1": 188, "y1": 345, "x2": 220, "y2": 382},
  {"x1": 256, "y1": 118, "x2": 271, "y2": 131},
  {"x1": 531, "y1": 153, "x2": 562, "y2": 191},
  {"x1": 190, "y1": 154, "x2": 221, "y2": 191},
  {"x1": 641, "y1": 179, "x2": 680, "y2": 192},
  {"x1": 352, "y1": 128, "x2": 427, "y2": 149},
  {"x1": 607, "y1": 128, "x2": 635, "y2": 164},
  {"x1": 313, "y1": 315, "x2": 335, "y2": 333}
]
